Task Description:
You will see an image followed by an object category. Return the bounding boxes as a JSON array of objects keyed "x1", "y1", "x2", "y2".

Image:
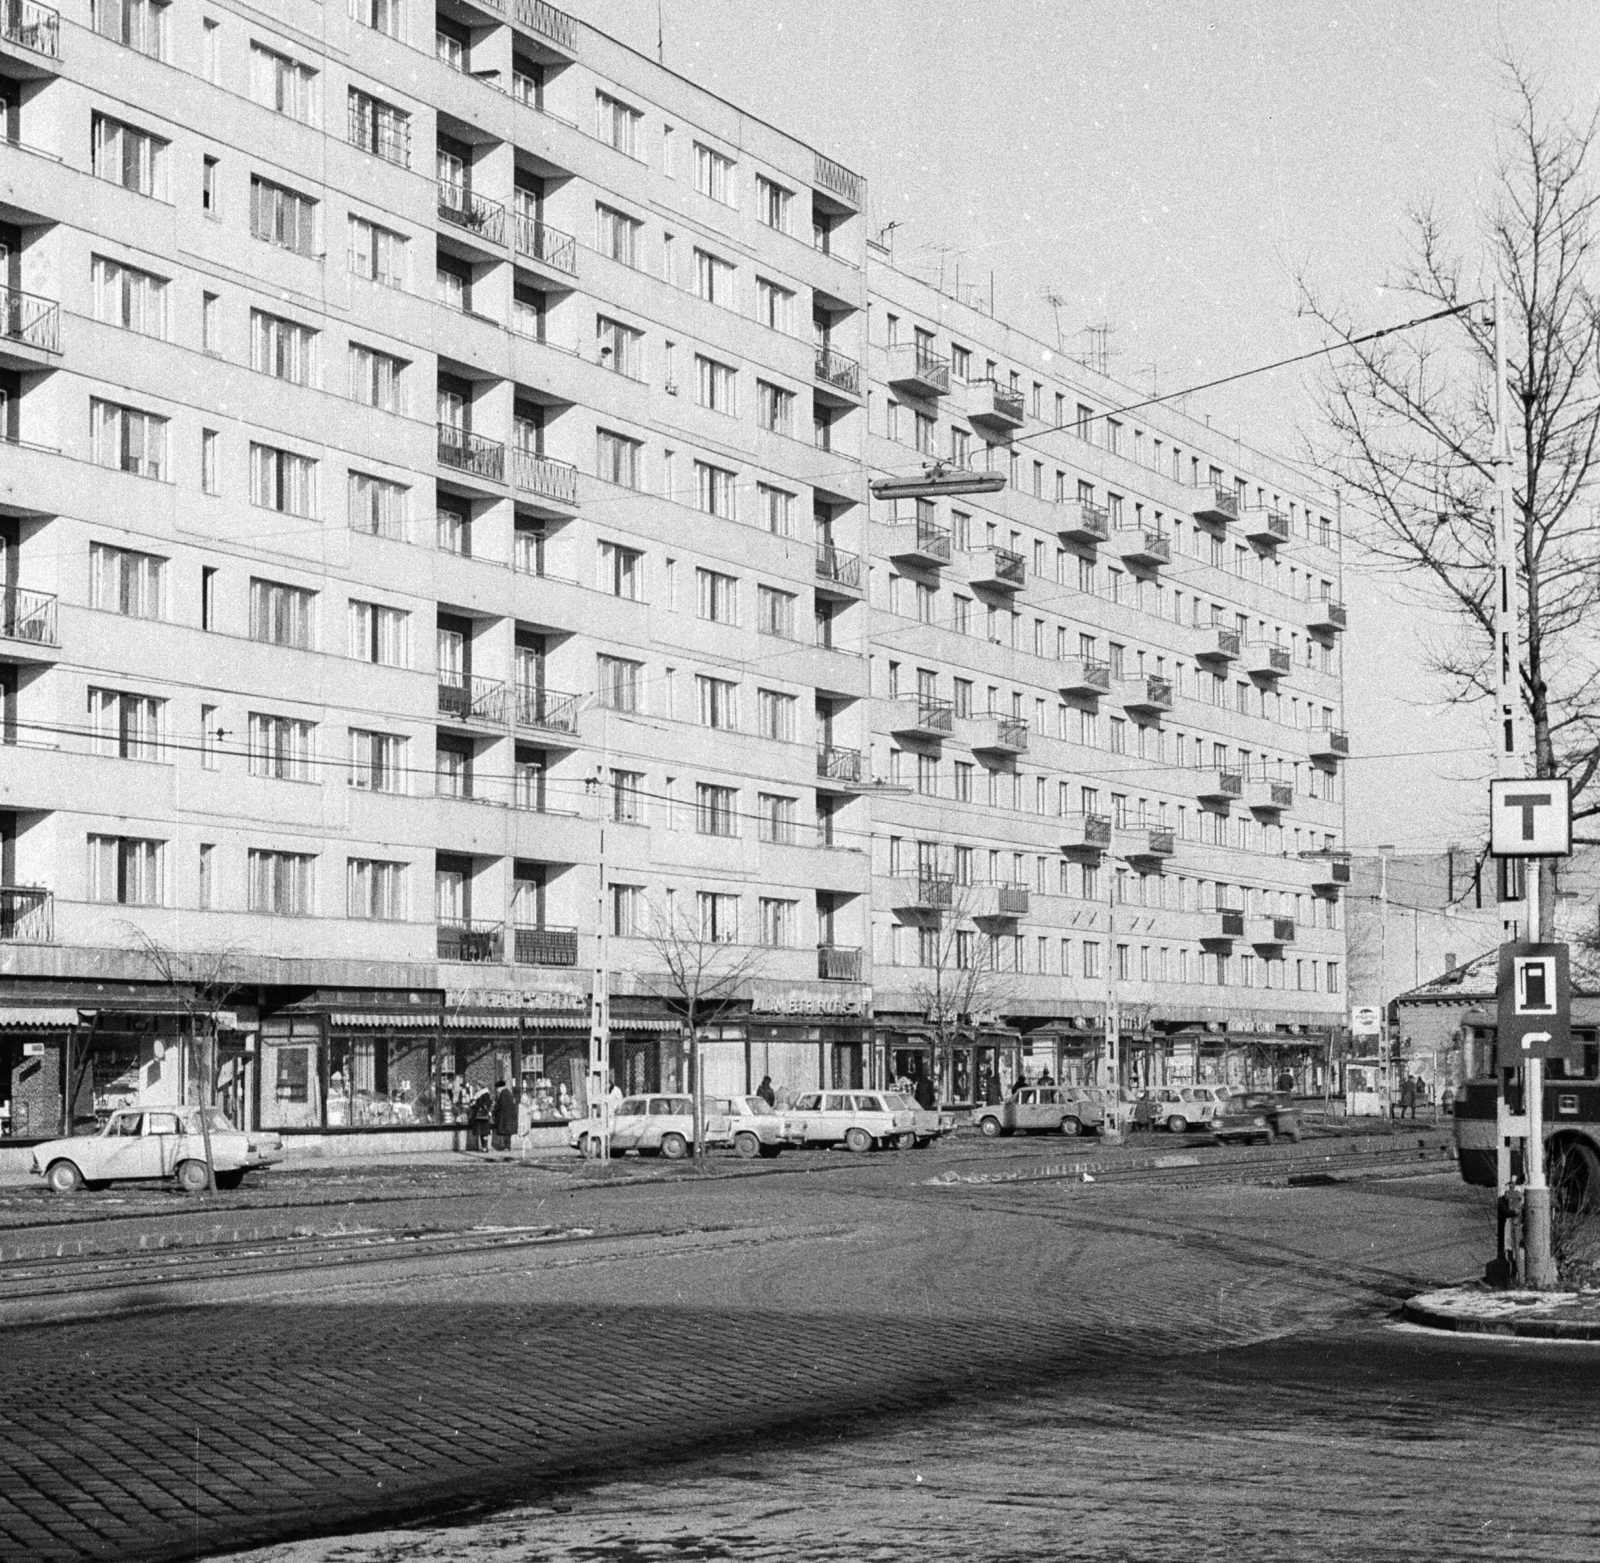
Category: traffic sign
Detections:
[
  {"x1": 1497, "y1": 942, "x2": 1575, "y2": 1061},
  {"x1": 1490, "y1": 777, "x2": 1572, "y2": 857},
  {"x1": 1350, "y1": 1005, "x2": 1382, "y2": 1037}
]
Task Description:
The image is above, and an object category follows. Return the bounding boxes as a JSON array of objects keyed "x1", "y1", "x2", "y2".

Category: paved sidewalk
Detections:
[{"x1": 1404, "y1": 1285, "x2": 1600, "y2": 1339}]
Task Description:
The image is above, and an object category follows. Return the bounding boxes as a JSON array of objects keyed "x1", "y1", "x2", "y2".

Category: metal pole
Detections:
[
  {"x1": 1379, "y1": 847, "x2": 1390, "y2": 1113},
  {"x1": 1524, "y1": 867, "x2": 1554, "y2": 1285},
  {"x1": 1105, "y1": 861, "x2": 1120, "y2": 1131},
  {"x1": 590, "y1": 763, "x2": 612, "y2": 1162}
]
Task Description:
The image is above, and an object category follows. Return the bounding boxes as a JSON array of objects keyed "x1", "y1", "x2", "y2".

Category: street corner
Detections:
[{"x1": 1402, "y1": 1284, "x2": 1600, "y2": 1340}]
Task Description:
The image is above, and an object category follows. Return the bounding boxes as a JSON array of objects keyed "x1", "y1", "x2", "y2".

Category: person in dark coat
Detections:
[
  {"x1": 491, "y1": 1078, "x2": 518, "y2": 1151},
  {"x1": 756, "y1": 1075, "x2": 776, "y2": 1106},
  {"x1": 468, "y1": 1086, "x2": 493, "y2": 1152},
  {"x1": 913, "y1": 1070, "x2": 936, "y2": 1111},
  {"x1": 983, "y1": 1071, "x2": 1003, "y2": 1106}
]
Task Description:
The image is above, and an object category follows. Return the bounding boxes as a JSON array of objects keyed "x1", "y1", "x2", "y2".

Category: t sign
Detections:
[{"x1": 1489, "y1": 776, "x2": 1572, "y2": 858}]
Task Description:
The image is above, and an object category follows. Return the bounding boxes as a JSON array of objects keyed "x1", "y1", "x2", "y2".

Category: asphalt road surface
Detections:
[{"x1": 4, "y1": 1134, "x2": 1586, "y2": 1563}]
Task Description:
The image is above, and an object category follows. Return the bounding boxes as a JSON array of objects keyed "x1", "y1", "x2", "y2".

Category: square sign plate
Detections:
[{"x1": 1490, "y1": 776, "x2": 1572, "y2": 858}]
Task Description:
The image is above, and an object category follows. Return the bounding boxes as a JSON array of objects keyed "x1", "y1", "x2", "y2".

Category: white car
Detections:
[
  {"x1": 31, "y1": 1106, "x2": 283, "y2": 1194},
  {"x1": 705, "y1": 1095, "x2": 805, "y2": 1158},
  {"x1": 1152, "y1": 1085, "x2": 1230, "y2": 1134},
  {"x1": 569, "y1": 1093, "x2": 696, "y2": 1159},
  {"x1": 786, "y1": 1090, "x2": 916, "y2": 1152}
]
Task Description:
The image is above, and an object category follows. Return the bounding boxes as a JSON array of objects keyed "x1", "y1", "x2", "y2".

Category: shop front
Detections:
[
  {"x1": 0, "y1": 1007, "x2": 83, "y2": 1139},
  {"x1": 745, "y1": 982, "x2": 870, "y2": 1099},
  {"x1": 879, "y1": 1025, "x2": 934, "y2": 1094}
]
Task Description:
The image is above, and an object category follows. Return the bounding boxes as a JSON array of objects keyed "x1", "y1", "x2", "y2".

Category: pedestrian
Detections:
[
  {"x1": 774, "y1": 1082, "x2": 793, "y2": 1110},
  {"x1": 1010, "y1": 1072, "x2": 1027, "y2": 1098},
  {"x1": 1399, "y1": 1074, "x2": 1417, "y2": 1122},
  {"x1": 756, "y1": 1075, "x2": 776, "y2": 1107},
  {"x1": 468, "y1": 1085, "x2": 493, "y2": 1152},
  {"x1": 492, "y1": 1077, "x2": 517, "y2": 1152},
  {"x1": 1133, "y1": 1091, "x2": 1156, "y2": 1133},
  {"x1": 1441, "y1": 1084, "x2": 1457, "y2": 1116},
  {"x1": 1277, "y1": 1068, "x2": 1295, "y2": 1095},
  {"x1": 1039, "y1": 1069, "x2": 1054, "y2": 1087},
  {"x1": 914, "y1": 1070, "x2": 936, "y2": 1111},
  {"x1": 607, "y1": 1077, "x2": 625, "y2": 1115},
  {"x1": 984, "y1": 1071, "x2": 1002, "y2": 1107}
]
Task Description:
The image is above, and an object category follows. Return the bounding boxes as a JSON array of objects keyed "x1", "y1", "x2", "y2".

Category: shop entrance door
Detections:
[
  {"x1": 829, "y1": 1043, "x2": 862, "y2": 1090},
  {"x1": 621, "y1": 1041, "x2": 659, "y2": 1095}
]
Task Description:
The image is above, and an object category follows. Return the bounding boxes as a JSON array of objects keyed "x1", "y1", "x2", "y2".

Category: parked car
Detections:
[
  {"x1": 704, "y1": 1094, "x2": 805, "y2": 1158},
  {"x1": 787, "y1": 1091, "x2": 916, "y2": 1151},
  {"x1": 974, "y1": 1086, "x2": 1105, "y2": 1138},
  {"x1": 568, "y1": 1094, "x2": 697, "y2": 1159},
  {"x1": 1152, "y1": 1085, "x2": 1230, "y2": 1134},
  {"x1": 31, "y1": 1106, "x2": 283, "y2": 1194},
  {"x1": 884, "y1": 1092, "x2": 956, "y2": 1147},
  {"x1": 1213, "y1": 1092, "x2": 1303, "y2": 1145}
]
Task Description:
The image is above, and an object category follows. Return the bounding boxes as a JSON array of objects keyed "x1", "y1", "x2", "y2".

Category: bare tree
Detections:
[
  {"x1": 1299, "y1": 66, "x2": 1600, "y2": 934},
  {"x1": 640, "y1": 896, "x2": 769, "y2": 1158}
]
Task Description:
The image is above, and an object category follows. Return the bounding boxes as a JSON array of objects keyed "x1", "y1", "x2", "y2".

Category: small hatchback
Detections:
[
  {"x1": 568, "y1": 1094, "x2": 696, "y2": 1159},
  {"x1": 31, "y1": 1107, "x2": 283, "y2": 1193},
  {"x1": 975, "y1": 1086, "x2": 1106, "y2": 1138},
  {"x1": 1153, "y1": 1085, "x2": 1230, "y2": 1134},
  {"x1": 705, "y1": 1095, "x2": 805, "y2": 1158},
  {"x1": 787, "y1": 1091, "x2": 916, "y2": 1152}
]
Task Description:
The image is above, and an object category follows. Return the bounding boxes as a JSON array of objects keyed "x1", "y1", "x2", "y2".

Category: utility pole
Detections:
[
  {"x1": 588, "y1": 761, "x2": 612, "y2": 1161},
  {"x1": 1378, "y1": 844, "x2": 1392, "y2": 1108}
]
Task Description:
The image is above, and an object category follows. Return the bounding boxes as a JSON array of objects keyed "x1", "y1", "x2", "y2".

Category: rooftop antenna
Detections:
[
  {"x1": 1080, "y1": 321, "x2": 1116, "y2": 377},
  {"x1": 1044, "y1": 291, "x2": 1067, "y2": 351},
  {"x1": 656, "y1": 0, "x2": 664, "y2": 64}
]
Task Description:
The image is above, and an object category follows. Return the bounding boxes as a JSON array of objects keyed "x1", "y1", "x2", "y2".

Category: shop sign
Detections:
[
  {"x1": 749, "y1": 982, "x2": 867, "y2": 1017},
  {"x1": 445, "y1": 987, "x2": 588, "y2": 1011},
  {"x1": 22, "y1": 1041, "x2": 44, "y2": 1057}
]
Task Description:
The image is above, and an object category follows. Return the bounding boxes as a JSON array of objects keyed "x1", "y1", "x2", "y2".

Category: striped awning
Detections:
[
  {"x1": 330, "y1": 1011, "x2": 441, "y2": 1028},
  {"x1": 446, "y1": 1013, "x2": 521, "y2": 1031},
  {"x1": 612, "y1": 1018, "x2": 682, "y2": 1033},
  {"x1": 0, "y1": 1007, "x2": 86, "y2": 1028}
]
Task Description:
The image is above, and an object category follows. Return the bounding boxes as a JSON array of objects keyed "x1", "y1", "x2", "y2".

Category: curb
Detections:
[{"x1": 1402, "y1": 1289, "x2": 1600, "y2": 1341}]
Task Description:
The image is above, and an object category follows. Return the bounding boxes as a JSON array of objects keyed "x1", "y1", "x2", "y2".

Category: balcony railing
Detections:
[
  {"x1": 0, "y1": 886, "x2": 51, "y2": 943},
  {"x1": 1244, "y1": 641, "x2": 1292, "y2": 678},
  {"x1": 970, "y1": 715, "x2": 1029, "y2": 755},
  {"x1": 1, "y1": 287, "x2": 60, "y2": 354},
  {"x1": 1252, "y1": 916, "x2": 1296, "y2": 946},
  {"x1": 1117, "y1": 676, "x2": 1173, "y2": 714},
  {"x1": 1059, "y1": 657, "x2": 1111, "y2": 697},
  {"x1": 817, "y1": 744, "x2": 863, "y2": 784},
  {"x1": 891, "y1": 695, "x2": 954, "y2": 737},
  {"x1": 815, "y1": 543, "x2": 864, "y2": 592},
  {"x1": 437, "y1": 919, "x2": 504, "y2": 963},
  {"x1": 1, "y1": 0, "x2": 58, "y2": 57},
  {"x1": 1135, "y1": 828, "x2": 1176, "y2": 859},
  {"x1": 1309, "y1": 726, "x2": 1350, "y2": 760},
  {"x1": 347, "y1": 101, "x2": 410, "y2": 167},
  {"x1": 895, "y1": 874, "x2": 954, "y2": 911},
  {"x1": 514, "y1": 0, "x2": 575, "y2": 50},
  {"x1": 1115, "y1": 528, "x2": 1171, "y2": 568},
  {"x1": 513, "y1": 214, "x2": 578, "y2": 276},
  {"x1": 1246, "y1": 779, "x2": 1295, "y2": 812},
  {"x1": 971, "y1": 545, "x2": 1026, "y2": 590},
  {"x1": 988, "y1": 883, "x2": 1030, "y2": 917},
  {"x1": 886, "y1": 342, "x2": 951, "y2": 397},
  {"x1": 966, "y1": 379, "x2": 1026, "y2": 430},
  {"x1": 1243, "y1": 507, "x2": 1291, "y2": 545},
  {"x1": 1307, "y1": 597, "x2": 1348, "y2": 634},
  {"x1": 439, "y1": 674, "x2": 506, "y2": 724},
  {"x1": 814, "y1": 346, "x2": 860, "y2": 396},
  {"x1": 512, "y1": 450, "x2": 579, "y2": 505},
  {"x1": 1063, "y1": 813, "x2": 1112, "y2": 853},
  {"x1": 1207, "y1": 909, "x2": 1245, "y2": 941},
  {"x1": 515, "y1": 686, "x2": 580, "y2": 735},
  {"x1": 890, "y1": 515, "x2": 952, "y2": 566},
  {"x1": 438, "y1": 181, "x2": 507, "y2": 244},
  {"x1": 1311, "y1": 857, "x2": 1352, "y2": 891},
  {"x1": 1058, "y1": 500, "x2": 1110, "y2": 545},
  {"x1": 814, "y1": 153, "x2": 863, "y2": 208},
  {"x1": 438, "y1": 424, "x2": 506, "y2": 482},
  {"x1": 818, "y1": 944, "x2": 862, "y2": 981},
  {"x1": 514, "y1": 923, "x2": 578, "y2": 966},
  {"x1": 0, "y1": 588, "x2": 56, "y2": 647},
  {"x1": 1193, "y1": 486, "x2": 1240, "y2": 525},
  {"x1": 1195, "y1": 627, "x2": 1242, "y2": 662},
  {"x1": 1198, "y1": 770, "x2": 1244, "y2": 803}
]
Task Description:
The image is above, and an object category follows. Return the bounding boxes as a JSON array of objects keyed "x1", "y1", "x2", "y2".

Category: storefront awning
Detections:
[
  {"x1": 447, "y1": 1013, "x2": 521, "y2": 1030},
  {"x1": 0, "y1": 1007, "x2": 86, "y2": 1027},
  {"x1": 524, "y1": 1014, "x2": 591, "y2": 1031},
  {"x1": 613, "y1": 1018, "x2": 682, "y2": 1033},
  {"x1": 331, "y1": 1011, "x2": 440, "y2": 1028}
]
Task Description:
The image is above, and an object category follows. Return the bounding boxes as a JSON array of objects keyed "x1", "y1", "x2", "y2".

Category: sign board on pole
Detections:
[
  {"x1": 1496, "y1": 942, "x2": 1576, "y2": 1062},
  {"x1": 1350, "y1": 1005, "x2": 1382, "y2": 1037},
  {"x1": 1489, "y1": 777, "x2": 1572, "y2": 857}
]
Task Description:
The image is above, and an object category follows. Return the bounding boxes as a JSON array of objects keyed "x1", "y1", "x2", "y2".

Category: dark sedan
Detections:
[{"x1": 1212, "y1": 1092, "x2": 1303, "y2": 1145}]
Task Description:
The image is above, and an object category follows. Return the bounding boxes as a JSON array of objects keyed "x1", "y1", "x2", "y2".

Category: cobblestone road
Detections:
[{"x1": 0, "y1": 1149, "x2": 1487, "y2": 1563}]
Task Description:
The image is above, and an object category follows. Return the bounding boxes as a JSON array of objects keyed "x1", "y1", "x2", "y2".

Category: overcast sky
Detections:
[{"x1": 569, "y1": 0, "x2": 1599, "y2": 854}]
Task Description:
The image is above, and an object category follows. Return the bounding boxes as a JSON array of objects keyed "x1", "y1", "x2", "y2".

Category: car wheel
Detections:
[
  {"x1": 1550, "y1": 1140, "x2": 1600, "y2": 1214},
  {"x1": 1166, "y1": 1115, "x2": 1187, "y2": 1135},
  {"x1": 734, "y1": 1132, "x2": 762, "y2": 1160},
  {"x1": 914, "y1": 1136, "x2": 933, "y2": 1149},
  {"x1": 758, "y1": 1144, "x2": 782, "y2": 1159},
  {"x1": 659, "y1": 1132, "x2": 688, "y2": 1160},
  {"x1": 213, "y1": 1170, "x2": 245, "y2": 1191},
  {"x1": 44, "y1": 1160, "x2": 83, "y2": 1195},
  {"x1": 895, "y1": 1132, "x2": 916, "y2": 1151},
  {"x1": 176, "y1": 1159, "x2": 211, "y2": 1194},
  {"x1": 979, "y1": 1115, "x2": 1002, "y2": 1138},
  {"x1": 844, "y1": 1127, "x2": 873, "y2": 1154},
  {"x1": 1283, "y1": 1126, "x2": 1302, "y2": 1143},
  {"x1": 1060, "y1": 1116, "x2": 1082, "y2": 1137}
]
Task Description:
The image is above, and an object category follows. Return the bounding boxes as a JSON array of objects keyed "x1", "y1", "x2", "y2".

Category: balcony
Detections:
[
  {"x1": 514, "y1": 923, "x2": 579, "y2": 966},
  {"x1": 1128, "y1": 827, "x2": 1176, "y2": 861},
  {"x1": 1310, "y1": 857, "x2": 1352, "y2": 893},
  {"x1": 890, "y1": 695, "x2": 954, "y2": 740},
  {"x1": 439, "y1": 674, "x2": 506, "y2": 726},
  {"x1": 1058, "y1": 658, "x2": 1111, "y2": 698},
  {"x1": 438, "y1": 919, "x2": 504, "y2": 963},
  {"x1": 0, "y1": 886, "x2": 52, "y2": 943},
  {"x1": 1245, "y1": 778, "x2": 1294, "y2": 813},
  {"x1": 888, "y1": 515, "x2": 952, "y2": 568},
  {"x1": 1250, "y1": 915, "x2": 1296, "y2": 948},
  {"x1": 969, "y1": 546, "x2": 1026, "y2": 593},
  {"x1": 0, "y1": 287, "x2": 61, "y2": 361},
  {"x1": 1202, "y1": 908, "x2": 1245, "y2": 946},
  {"x1": 1062, "y1": 813, "x2": 1112, "y2": 854},
  {"x1": 512, "y1": 451, "x2": 579, "y2": 508},
  {"x1": 438, "y1": 425, "x2": 506, "y2": 483},
  {"x1": 1308, "y1": 726, "x2": 1350, "y2": 763},
  {"x1": 1193, "y1": 626, "x2": 1242, "y2": 664},
  {"x1": 814, "y1": 153, "x2": 862, "y2": 209},
  {"x1": 814, "y1": 346, "x2": 861, "y2": 399},
  {"x1": 893, "y1": 874, "x2": 954, "y2": 912},
  {"x1": 1307, "y1": 597, "x2": 1348, "y2": 635},
  {"x1": 816, "y1": 745, "x2": 866, "y2": 789},
  {"x1": 1112, "y1": 528, "x2": 1171, "y2": 569},
  {"x1": 886, "y1": 342, "x2": 951, "y2": 399},
  {"x1": 818, "y1": 944, "x2": 862, "y2": 982},
  {"x1": 1242, "y1": 507, "x2": 1290, "y2": 546},
  {"x1": 1196, "y1": 770, "x2": 1243, "y2": 804},
  {"x1": 515, "y1": 686, "x2": 581, "y2": 737},
  {"x1": 1193, "y1": 487, "x2": 1239, "y2": 526},
  {"x1": 965, "y1": 379, "x2": 1026, "y2": 431},
  {"x1": 1116, "y1": 676, "x2": 1173, "y2": 716},
  {"x1": 1057, "y1": 500, "x2": 1110, "y2": 546},
  {"x1": 514, "y1": 0, "x2": 576, "y2": 53},
  {"x1": 0, "y1": 588, "x2": 57, "y2": 660},
  {"x1": 975, "y1": 882, "x2": 1029, "y2": 920},
  {"x1": 438, "y1": 182, "x2": 507, "y2": 246},
  {"x1": 968, "y1": 715, "x2": 1029, "y2": 757},
  {"x1": 1243, "y1": 641, "x2": 1292, "y2": 679},
  {"x1": 513, "y1": 215, "x2": 578, "y2": 278},
  {"x1": 1, "y1": 0, "x2": 59, "y2": 68},
  {"x1": 815, "y1": 543, "x2": 865, "y2": 598}
]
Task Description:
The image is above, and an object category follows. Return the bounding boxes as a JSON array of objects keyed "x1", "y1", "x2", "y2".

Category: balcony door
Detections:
[{"x1": 435, "y1": 857, "x2": 471, "y2": 923}]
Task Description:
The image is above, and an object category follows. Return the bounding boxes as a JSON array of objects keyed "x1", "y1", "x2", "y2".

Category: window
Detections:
[
  {"x1": 1083, "y1": 941, "x2": 1102, "y2": 979},
  {"x1": 757, "y1": 792, "x2": 796, "y2": 844},
  {"x1": 90, "y1": 400, "x2": 167, "y2": 480},
  {"x1": 91, "y1": 256, "x2": 167, "y2": 337},
  {"x1": 595, "y1": 91, "x2": 641, "y2": 157},
  {"x1": 349, "y1": 0, "x2": 401, "y2": 36},
  {"x1": 696, "y1": 675, "x2": 738, "y2": 729},
  {"x1": 248, "y1": 849, "x2": 314, "y2": 916},
  {"x1": 611, "y1": 883, "x2": 643, "y2": 936},
  {"x1": 92, "y1": 115, "x2": 168, "y2": 199},
  {"x1": 349, "y1": 344, "x2": 406, "y2": 411},
  {"x1": 201, "y1": 431, "x2": 218, "y2": 495},
  {"x1": 915, "y1": 412, "x2": 936, "y2": 455},
  {"x1": 202, "y1": 155, "x2": 219, "y2": 215},
  {"x1": 348, "y1": 858, "x2": 406, "y2": 920},
  {"x1": 90, "y1": 543, "x2": 165, "y2": 618},
  {"x1": 757, "y1": 689, "x2": 796, "y2": 742},
  {"x1": 608, "y1": 770, "x2": 642, "y2": 824},
  {"x1": 746, "y1": 381, "x2": 795, "y2": 437},
  {"x1": 757, "y1": 484, "x2": 793, "y2": 536},
  {"x1": 199, "y1": 290, "x2": 218, "y2": 354},
  {"x1": 759, "y1": 897, "x2": 795, "y2": 947},
  {"x1": 757, "y1": 585, "x2": 796, "y2": 639},
  {"x1": 693, "y1": 248, "x2": 735, "y2": 305},
  {"x1": 350, "y1": 729, "x2": 406, "y2": 792},
  {"x1": 595, "y1": 202, "x2": 642, "y2": 267},
  {"x1": 696, "y1": 784, "x2": 737, "y2": 837},
  {"x1": 88, "y1": 835, "x2": 163, "y2": 905},
  {"x1": 347, "y1": 472, "x2": 409, "y2": 540},
  {"x1": 694, "y1": 143, "x2": 737, "y2": 205},
  {"x1": 697, "y1": 568, "x2": 738, "y2": 623},
  {"x1": 698, "y1": 890, "x2": 739, "y2": 942},
  {"x1": 950, "y1": 344, "x2": 971, "y2": 381},
  {"x1": 346, "y1": 599, "x2": 406, "y2": 664},
  {"x1": 199, "y1": 841, "x2": 215, "y2": 906},
  {"x1": 248, "y1": 712, "x2": 314, "y2": 781},
  {"x1": 348, "y1": 215, "x2": 407, "y2": 287},
  {"x1": 596, "y1": 314, "x2": 644, "y2": 378},
  {"x1": 347, "y1": 88, "x2": 409, "y2": 166},
  {"x1": 756, "y1": 277, "x2": 795, "y2": 333},
  {"x1": 87, "y1": 688, "x2": 164, "y2": 761},
  {"x1": 250, "y1": 578, "x2": 314, "y2": 648},
  {"x1": 250, "y1": 310, "x2": 315, "y2": 384},
  {"x1": 250, "y1": 43, "x2": 318, "y2": 124},
  {"x1": 599, "y1": 541, "x2": 644, "y2": 599},
  {"x1": 201, "y1": 570, "x2": 216, "y2": 631},
  {"x1": 94, "y1": 0, "x2": 168, "y2": 57},
  {"x1": 754, "y1": 174, "x2": 793, "y2": 232},
  {"x1": 597, "y1": 654, "x2": 642, "y2": 712},
  {"x1": 250, "y1": 176, "x2": 317, "y2": 256},
  {"x1": 250, "y1": 444, "x2": 317, "y2": 516},
  {"x1": 696, "y1": 355, "x2": 737, "y2": 414},
  {"x1": 695, "y1": 462, "x2": 736, "y2": 518},
  {"x1": 595, "y1": 428, "x2": 643, "y2": 488}
]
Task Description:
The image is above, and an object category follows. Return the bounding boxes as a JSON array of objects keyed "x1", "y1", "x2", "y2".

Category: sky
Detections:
[{"x1": 568, "y1": 0, "x2": 1600, "y2": 855}]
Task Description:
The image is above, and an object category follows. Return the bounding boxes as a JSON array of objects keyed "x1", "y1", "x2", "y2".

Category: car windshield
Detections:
[
  {"x1": 192, "y1": 1107, "x2": 237, "y2": 1133},
  {"x1": 615, "y1": 1099, "x2": 647, "y2": 1117},
  {"x1": 739, "y1": 1096, "x2": 776, "y2": 1116}
]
